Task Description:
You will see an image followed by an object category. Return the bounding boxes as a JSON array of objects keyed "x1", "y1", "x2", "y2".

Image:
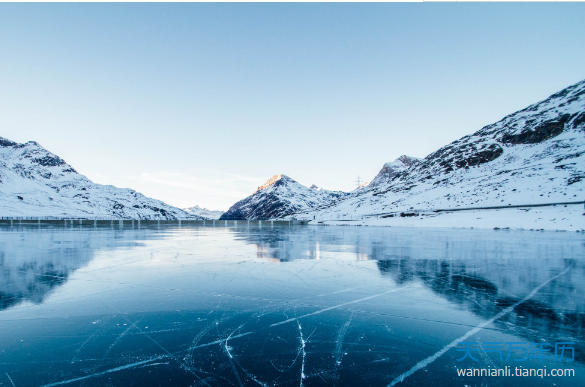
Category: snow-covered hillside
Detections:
[
  {"x1": 292, "y1": 79, "x2": 585, "y2": 222},
  {"x1": 183, "y1": 205, "x2": 224, "y2": 220},
  {"x1": 219, "y1": 174, "x2": 348, "y2": 220},
  {"x1": 0, "y1": 137, "x2": 199, "y2": 219}
]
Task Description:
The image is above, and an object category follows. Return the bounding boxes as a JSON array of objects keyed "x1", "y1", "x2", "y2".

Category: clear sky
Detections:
[{"x1": 1, "y1": 3, "x2": 584, "y2": 211}]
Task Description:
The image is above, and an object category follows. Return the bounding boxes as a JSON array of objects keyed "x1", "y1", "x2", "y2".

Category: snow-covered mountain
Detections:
[
  {"x1": 292, "y1": 79, "x2": 585, "y2": 220},
  {"x1": 368, "y1": 155, "x2": 421, "y2": 189},
  {"x1": 183, "y1": 205, "x2": 224, "y2": 220},
  {"x1": 219, "y1": 174, "x2": 348, "y2": 220},
  {"x1": 0, "y1": 137, "x2": 200, "y2": 219}
]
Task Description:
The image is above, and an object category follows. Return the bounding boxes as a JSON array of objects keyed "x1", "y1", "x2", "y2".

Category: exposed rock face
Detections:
[
  {"x1": 220, "y1": 175, "x2": 348, "y2": 220},
  {"x1": 453, "y1": 143, "x2": 503, "y2": 169},
  {"x1": 500, "y1": 114, "x2": 571, "y2": 144},
  {"x1": 293, "y1": 79, "x2": 585, "y2": 219},
  {"x1": 0, "y1": 137, "x2": 199, "y2": 219}
]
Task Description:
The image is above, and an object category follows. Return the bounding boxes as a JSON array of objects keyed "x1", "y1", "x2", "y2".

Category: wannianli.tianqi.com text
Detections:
[{"x1": 456, "y1": 367, "x2": 575, "y2": 378}]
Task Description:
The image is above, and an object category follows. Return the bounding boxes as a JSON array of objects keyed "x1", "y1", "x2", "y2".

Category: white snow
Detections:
[
  {"x1": 311, "y1": 203, "x2": 584, "y2": 232},
  {"x1": 183, "y1": 205, "x2": 224, "y2": 220},
  {"x1": 0, "y1": 138, "x2": 198, "y2": 219}
]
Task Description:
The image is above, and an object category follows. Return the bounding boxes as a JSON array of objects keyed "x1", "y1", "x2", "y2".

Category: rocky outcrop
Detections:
[{"x1": 500, "y1": 114, "x2": 572, "y2": 144}]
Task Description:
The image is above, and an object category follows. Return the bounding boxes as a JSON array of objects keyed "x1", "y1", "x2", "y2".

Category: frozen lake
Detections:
[{"x1": 0, "y1": 224, "x2": 584, "y2": 387}]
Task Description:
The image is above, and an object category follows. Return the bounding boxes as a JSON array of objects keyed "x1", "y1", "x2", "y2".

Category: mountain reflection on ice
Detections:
[
  {"x1": 0, "y1": 227, "x2": 162, "y2": 311},
  {"x1": 0, "y1": 224, "x2": 583, "y2": 387}
]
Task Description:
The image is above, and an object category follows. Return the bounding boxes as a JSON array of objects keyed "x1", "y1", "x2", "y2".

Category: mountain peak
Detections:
[
  {"x1": 254, "y1": 174, "x2": 293, "y2": 193},
  {"x1": 371, "y1": 155, "x2": 421, "y2": 188},
  {"x1": 383, "y1": 155, "x2": 421, "y2": 169},
  {"x1": 396, "y1": 155, "x2": 421, "y2": 167},
  {"x1": 221, "y1": 174, "x2": 348, "y2": 220}
]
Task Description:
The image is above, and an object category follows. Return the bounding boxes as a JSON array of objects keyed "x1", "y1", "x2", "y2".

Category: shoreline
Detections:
[{"x1": 309, "y1": 203, "x2": 585, "y2": 232}]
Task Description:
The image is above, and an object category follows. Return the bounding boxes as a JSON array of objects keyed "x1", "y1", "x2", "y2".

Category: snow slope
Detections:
[
  {"x1": 0, "y1": 137, "x2": 199, "y2": 219},
  {"x1": 219, "y1": 174, "x2": 348, "y2": 220},
  {"x1": 292, "y1": 79, "x2": 585, "y2": 224},
  {"x1": 183, "y1": 205, "x2": 225, "y2": 220}
]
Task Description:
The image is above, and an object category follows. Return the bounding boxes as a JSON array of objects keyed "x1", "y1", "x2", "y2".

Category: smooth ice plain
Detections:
[{"x1": 0, "y1": 224, "x2": 584, "y2": 387}]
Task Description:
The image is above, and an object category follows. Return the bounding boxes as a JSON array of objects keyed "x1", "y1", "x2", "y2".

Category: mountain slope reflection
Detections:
[
  {"x1": 0, "y1": 226, "x2": 164, "y2": 311},
  {"x1": 1, "y1": 225, "x2": 584, "y2": 387},
  {"x1": 236, "y1": 226, "x2": 585, "y2": 362},
  {"x1": 377, "y1": 258, "x2": 585, "y2": 362}
]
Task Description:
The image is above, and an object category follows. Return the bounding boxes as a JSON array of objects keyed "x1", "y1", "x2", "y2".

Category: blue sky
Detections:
[{"x1": 1, "y1": 3, "x2": 584, "y2": 210}]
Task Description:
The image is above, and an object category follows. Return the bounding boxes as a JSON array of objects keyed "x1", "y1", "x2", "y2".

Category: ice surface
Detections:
[{"x1": 0, "y1": 224, "x2": 584, "y2": 386}]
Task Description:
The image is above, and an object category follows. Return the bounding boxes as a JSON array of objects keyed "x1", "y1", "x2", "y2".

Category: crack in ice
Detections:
[
  {"x1": 297, "y1": 320, "x2": 306, "y2": 387},
  {"x1": 39, "y1": 356, "x2": 168, "y2": 386},
  {"x1": 101, "y1": 299, "x2": 212, "y2": 387},
  {"x1": 5, "y1": 372, "x2": 16, "y2": 387},
  {"x1": 386, "y1": 264, "x2": 574, "y2": 386},
  {"x1": 221, "y1": 327, "x2": 244, "y2": 387},
  {"x1": 270, "y1": 284, "x2": 418, "y2": 327},
  {"x1": 334, "y1": 311, "x2": 353, "y2": 370}
]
